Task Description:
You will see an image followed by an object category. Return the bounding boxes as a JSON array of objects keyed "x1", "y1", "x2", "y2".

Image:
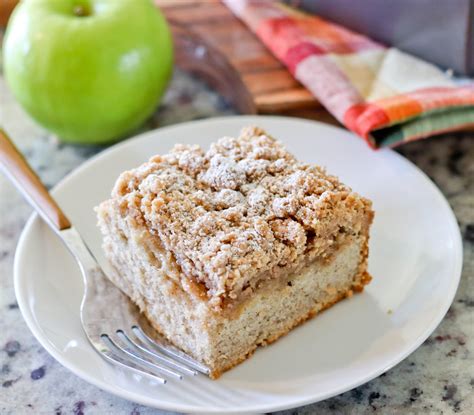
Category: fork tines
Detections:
[{"x1": 98, "y1": 324, "x2": 210, "y2": 384}]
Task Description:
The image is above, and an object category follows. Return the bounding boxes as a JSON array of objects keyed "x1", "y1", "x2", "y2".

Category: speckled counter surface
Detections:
[{"x1": 1, "y1": 68, "x2": 473, "y2": 414}]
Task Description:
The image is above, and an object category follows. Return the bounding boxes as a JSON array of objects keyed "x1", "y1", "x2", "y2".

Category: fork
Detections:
[{"x1": 0, "y1": 129, "x2": 210, "y2": 384}]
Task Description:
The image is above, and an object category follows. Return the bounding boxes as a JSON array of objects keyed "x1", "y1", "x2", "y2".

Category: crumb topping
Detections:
[{"x1": 110, "y1": 127, "x2": 373, "y2": 307}]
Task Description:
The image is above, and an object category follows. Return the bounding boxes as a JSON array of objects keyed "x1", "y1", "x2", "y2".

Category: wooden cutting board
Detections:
[{"x1": 158, "y1": 0, "x2": 338, "y2": 125}]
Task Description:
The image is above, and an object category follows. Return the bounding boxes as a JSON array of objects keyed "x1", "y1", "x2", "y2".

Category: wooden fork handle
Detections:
[{"x1": 0, "y1": 129, "x2": 71, "y2": 231}]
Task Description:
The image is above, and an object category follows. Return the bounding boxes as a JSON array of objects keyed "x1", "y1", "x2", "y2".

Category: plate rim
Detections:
[{"x1": 13, "y1": 115, "x2": 463, "y2": 413}]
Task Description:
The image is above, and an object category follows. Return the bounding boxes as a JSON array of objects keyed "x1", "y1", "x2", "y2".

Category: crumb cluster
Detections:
[{"x1": 111, "y1": 127, "x2": 372, "y2": 306}]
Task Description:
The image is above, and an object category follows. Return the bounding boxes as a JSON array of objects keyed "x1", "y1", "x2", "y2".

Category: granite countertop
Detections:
[{"x1": 0, "y1": 68, "x2": 473, "y2": 414}]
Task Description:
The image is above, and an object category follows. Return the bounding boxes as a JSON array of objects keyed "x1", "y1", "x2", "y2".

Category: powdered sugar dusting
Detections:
[{"x1": 107, "y1": 126, "x2": 373, "y2": 307}]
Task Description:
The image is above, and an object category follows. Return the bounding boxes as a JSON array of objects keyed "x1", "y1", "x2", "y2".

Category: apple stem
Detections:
[{"x1": 73, "y1": 5, "x2": 90, "y2": 17}]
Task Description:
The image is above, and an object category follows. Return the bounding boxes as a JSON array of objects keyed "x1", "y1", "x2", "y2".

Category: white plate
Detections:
[{"x1": 14, "y1": 116, "x2": 462, "y2": 414}]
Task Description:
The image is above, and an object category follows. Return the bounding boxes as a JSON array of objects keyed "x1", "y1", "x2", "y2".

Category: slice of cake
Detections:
[{"x1": 96, "y1": 126, "x2": 374, "y2": 378}]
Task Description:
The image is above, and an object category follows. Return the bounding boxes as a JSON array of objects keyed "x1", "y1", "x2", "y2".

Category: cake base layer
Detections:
[
  {"x1": 98, "y1": 204, "x2": 370, "y2": 378},
  {"x1": 154, "y1": 240, "x2": 367, "y2": 378}
]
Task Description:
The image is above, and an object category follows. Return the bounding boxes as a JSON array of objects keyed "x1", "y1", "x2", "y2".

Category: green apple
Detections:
[{"x1": 3, "y1": 0, "x2": 173, "y2": 144}]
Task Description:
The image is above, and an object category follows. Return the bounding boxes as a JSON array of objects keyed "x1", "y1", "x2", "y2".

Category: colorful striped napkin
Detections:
[{"x1": 224, "y1": 0, "x2": 474, "y2": 148}]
